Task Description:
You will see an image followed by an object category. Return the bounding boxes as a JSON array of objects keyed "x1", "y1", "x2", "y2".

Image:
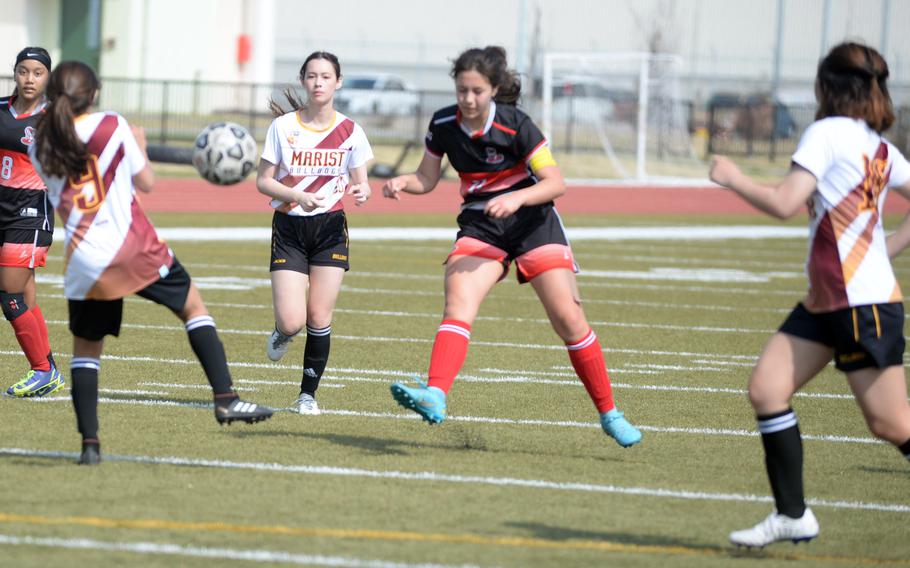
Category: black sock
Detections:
[
  {"x1": 899, "y1": 438, "x2": 910, "y2": 462},
  {"x1": 70, "y1": 359, "x2": 100, "y2": 442},
  {"x1": 758, "y1": 408, "x2": 805, "y2": 518},
  {"x1": 186, "y1": 316, "x2": 236, "y2": 398},
  {"x1": 301, "y1": 324, "x2": 331, "y2": 396}
]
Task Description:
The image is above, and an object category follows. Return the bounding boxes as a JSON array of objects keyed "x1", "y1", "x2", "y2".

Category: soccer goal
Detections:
[{"x1": 540, "y1": 51, "x2": 700, "y2": 182}]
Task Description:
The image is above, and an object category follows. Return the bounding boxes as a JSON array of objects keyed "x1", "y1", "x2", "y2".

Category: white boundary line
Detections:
[
  {"x1": 0, "y1": 534, "x2": 478, "y2": 568},
  {"x1": 0, "y1": 447, "x2": 905, "y2": 513}
]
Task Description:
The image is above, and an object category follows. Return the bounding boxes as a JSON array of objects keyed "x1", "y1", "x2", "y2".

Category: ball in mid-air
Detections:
[{"x1": 193, "y1": 122, "x2": 257, "y2": 185}]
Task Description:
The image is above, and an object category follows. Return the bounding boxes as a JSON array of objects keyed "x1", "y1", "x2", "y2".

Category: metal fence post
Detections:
[
  {"x1": 160, "y1": 80, "x2": 169, "y2": 145},
  {"x1": 706, "y1": 105, "x2": 715, "y2": 158},
  {"x1": 249, "y1": 82, "x2": 257, "y2": 139}
]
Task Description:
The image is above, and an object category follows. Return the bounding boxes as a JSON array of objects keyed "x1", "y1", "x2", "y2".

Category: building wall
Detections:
[{"x1": 0, "y1": 0, "x2": 61, "y2": 74}]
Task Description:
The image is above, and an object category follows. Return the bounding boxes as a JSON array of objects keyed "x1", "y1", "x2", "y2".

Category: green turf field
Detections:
[{"x1": 2, "y1": 212, "x2": 909, "y2": 567}]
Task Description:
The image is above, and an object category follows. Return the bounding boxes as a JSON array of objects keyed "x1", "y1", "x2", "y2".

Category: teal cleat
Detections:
[
  {"x1": 600, "y1": 409, "x2": 642, "y2": 447},
  {"x1": 391, "y1": 380, "x2": 447, "y2": 424},
  {"x1": 6, "y1": 365, "x2": 65, "y2": 398}
]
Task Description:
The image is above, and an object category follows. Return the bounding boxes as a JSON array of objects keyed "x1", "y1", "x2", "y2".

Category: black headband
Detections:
[{"x1": 15, "y1": 50, "x2": 51, "y2": 71}]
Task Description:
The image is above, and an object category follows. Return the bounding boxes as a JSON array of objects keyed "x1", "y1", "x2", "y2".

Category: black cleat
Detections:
[
  {"x1": 215, "y1": 398, "x2": 273, "y2": 425},
  {"x1": 78, "y1": 443, "x2": 101, "y2": 466}
]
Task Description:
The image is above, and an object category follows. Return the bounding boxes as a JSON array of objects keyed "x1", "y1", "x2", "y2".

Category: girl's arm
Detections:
[
  {"x1": 256, "y1": 159, "x2": 325, "y2": 212},
  {"x1": 347, "y1": 164, "x2": 371, "y2": 206},
  {"x1": 709, "y1": 155, "x2": 817, "y2": 219},
  {"x1": 130, "y1": 125, "x2": 154, "y2": 193},
  {"x1": 382, "y1": 153, "x2": 443, "y2": 199},
  {"x1": 484, "y1": 164, "x2": 565, "y2": 219},
  {"x1": 886, "y1": 181, "x2": 910, "y2": 258}
]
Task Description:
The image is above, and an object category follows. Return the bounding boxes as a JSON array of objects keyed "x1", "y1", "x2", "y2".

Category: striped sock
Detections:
[
  {"x1": 566, "y1": 329, "x2": 615, "y2": 413},
  {"x1": 301, "y1": 324, "x2": 331, "y2": 395},
  {"x1": 186, "y1": 315, "x2": 235, "y2": 398},
  {"x1": 71, "y1": 358, "x2": 101, "y2": 442},
  {"x1": 758, "y1": 408, "x2": 805, "y2": 518},
  {"x1": 427, "y1": 319, "x2": 471, "y2": 394}
]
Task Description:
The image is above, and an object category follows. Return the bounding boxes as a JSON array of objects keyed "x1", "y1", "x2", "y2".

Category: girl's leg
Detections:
[
  {"x1": 2, "y1": 267, "x2": 53, "y2": 381},
  {"x1": 72, "y1": 336, "x2": 104, "y2": 465},
  {"x1": 847, "y1": 365, "x2": 910, "y2": 459},
  {"x1": 529, "y1": 268, "x2": 640, "y2": 446},
  {"x1": 730, "y1": 332, "x2": 831, "y2": 547},
  {"x1": 299, "y1": 266, "x2": 345, "y2": 405},
  {"x1": 267, "y1": 270, "x2": 310, "y2": 361}
]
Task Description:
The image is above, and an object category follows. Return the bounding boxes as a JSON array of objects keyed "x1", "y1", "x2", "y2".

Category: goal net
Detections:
[{"x1": 540, "y1": 52, "x2": 701, "y2": 182}]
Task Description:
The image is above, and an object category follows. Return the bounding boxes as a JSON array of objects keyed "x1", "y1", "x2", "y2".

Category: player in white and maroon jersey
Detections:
[
  {"x1": 1, "y1": 47, "x2": 64, "y2": 398},
  {"x1": 256, "y1": 51, "x2": 372, "y2": 416},
  {"x1": 710, "y1": 42, "x2": 910, "y2": 548},
  {"x1": 381, "y1": 46, "x2": 641, "y2": 447},
  {"x1": 30, "y1": 61, "x2": 272, "y2": 465}
]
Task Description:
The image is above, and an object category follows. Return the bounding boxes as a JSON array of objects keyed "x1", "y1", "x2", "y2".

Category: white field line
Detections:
[
  {"x1": 0, "y1": 534, "x2": 477, "y2": 568},
  {"x1": 6, "y1": 397, "x2": 881, "y2": 446},
  {"x1": 52, "y1": 225, "x2": 808, "y2": 242},
  {"x1": 137, "y1": 381, "x2": 339, "y2": 390},
  {"x1": 1, "y1": 446, "x2": 905, "y2": 514}
]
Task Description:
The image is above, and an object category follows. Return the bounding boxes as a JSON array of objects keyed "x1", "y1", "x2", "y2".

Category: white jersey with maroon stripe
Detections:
[
  {"x1": 30, "y1": 111, "x2": 173, "y2": 300},
  {"x1": 261, "y1": 110, "x2": 372, "y2": 217},
  {"x1": 792, "y1": 117, "x2": 910, "y2": 312}
]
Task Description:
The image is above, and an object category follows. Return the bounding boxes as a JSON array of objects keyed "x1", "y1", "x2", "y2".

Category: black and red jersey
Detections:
[
  {"x1": 425, "y1": 101, "x2": 548, "y2": 203},
  {"x1": 0, "y1": 96, "x2": 52, "y2": 231}
]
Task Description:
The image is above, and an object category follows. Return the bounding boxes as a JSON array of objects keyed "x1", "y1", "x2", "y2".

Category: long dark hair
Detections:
[
  {"x1": 815, "y1": 42, "x2": 894, "y2": 133},
  {"x1": 451, "y1": 46, "x2": 521, "y2": 105},
  {"x1": 34, "y1": 61, "x2": 100, "y2": 178},
  {"x1": 268, "y1": 50, "x2": 341, "y2": 117}
]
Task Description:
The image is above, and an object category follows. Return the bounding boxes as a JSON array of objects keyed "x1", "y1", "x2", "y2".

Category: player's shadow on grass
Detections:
[{"x1": 505, "y1": 521, "x2": 725, "y2": 554}]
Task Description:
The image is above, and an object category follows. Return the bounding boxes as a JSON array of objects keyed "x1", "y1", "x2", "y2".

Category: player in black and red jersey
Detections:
[
  {"x1": 382, "y1": 46, "x2": 641, "y2": 447},
  {"x1": 1, "y1": 47, "x2": 63, "y2": 398}
]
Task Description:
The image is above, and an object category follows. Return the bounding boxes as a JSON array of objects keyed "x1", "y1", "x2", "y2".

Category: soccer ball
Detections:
[{"x1": 192, "y1": 122, "x2": 257, "y2": 185}]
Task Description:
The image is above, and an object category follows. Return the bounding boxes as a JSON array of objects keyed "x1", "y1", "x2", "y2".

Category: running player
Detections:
[
  {"x1": 256, "y1": 51, "x2": 372, "y2": 415},
  {"x1": 1, "y1": 47, "x2": 63, "y2": 397},
  {"x1": 30, "y1": 61, "x2": 273, "y2": 466},
  {"x1": 381, "y1": 46, "x2": 641, "y2": 448},
  {"x1": 709, "y1": 42, "x2": 910, "y2": 547}
]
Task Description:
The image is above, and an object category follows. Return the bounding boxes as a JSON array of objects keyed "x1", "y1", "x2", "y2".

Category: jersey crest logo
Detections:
[
  {"x1": 21, "y1": 126, "x2": 35, "y2": 146},
  {"x1": 484, "y1": 147, "x2": 504, "y2": 164}
]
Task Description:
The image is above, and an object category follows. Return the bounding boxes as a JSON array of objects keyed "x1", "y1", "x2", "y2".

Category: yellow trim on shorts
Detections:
[
  {"x1": 872, "y1": 305, "x2": 882, "y2": 338},
  {"x1": 852, "y1": 308, "x2": 859, "y2": 342},
  {"x1": 528, "y1": 146, "x2": 557, "y2": 173}
]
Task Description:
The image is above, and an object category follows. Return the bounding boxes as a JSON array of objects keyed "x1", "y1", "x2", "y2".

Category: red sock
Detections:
[
  {"x1": 10, "y1": 308, "x2": 51, "y2": 371},
  {"x1": 567, "y1": 329, "x2": 614, "y2": 413},
  {"x1": 427, "y1": 319, "x2": 471, "y2": 394},
  {"x1": 32, "y1": 304, "x2": 52, "y2": 360}
]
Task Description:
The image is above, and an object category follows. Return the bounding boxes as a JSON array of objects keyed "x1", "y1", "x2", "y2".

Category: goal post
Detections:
[{"x1": 541, "y1": 51, "x2": 697, "y2": 182}]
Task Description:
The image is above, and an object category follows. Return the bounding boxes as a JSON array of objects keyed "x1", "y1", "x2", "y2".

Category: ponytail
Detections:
[{"x1": 35, "y1": 61, "x2": 100, "y2": 179}]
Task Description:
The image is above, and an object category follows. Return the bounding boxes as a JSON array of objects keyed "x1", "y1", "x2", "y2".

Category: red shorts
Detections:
[
  {"x1": 0, "y1": 229, "x2": 52, "y2": 268},
  {"x1": 448, "y1": 202, "x2": 576, "y2": 283}
]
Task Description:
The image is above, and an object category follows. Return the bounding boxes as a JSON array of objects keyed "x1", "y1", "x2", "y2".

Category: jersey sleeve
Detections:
[
  {"x1": 424, "y1": 118, "x2": 444, "y2": 159},
  {"x1": 888, "y1": 145, "x2": 910, "y2": 188},
  {"x1": 791, "y1": 121, "x2": 834, "y2": 181},
  {"x1": 515, "y1": 115, "x2": 548, "y2": 162},
  {"x1": 260, "y1": 119, "x2": 281, "y2": 165},
  {"x1": 118, "y1": 116, "x2": 148, "y2": 175},
  {"x1": 348, "y1": 123, "x2": 374, "y2": 169}
]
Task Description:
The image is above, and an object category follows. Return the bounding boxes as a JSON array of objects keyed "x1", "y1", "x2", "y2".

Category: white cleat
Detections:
[
  {"x1": 267, "y1": 328, "x2": 296, "y2": 361},
  {"x1": 729, "y1": 508, "x2": 819, "y2": 548},
  {"x1": 296, "y1": 392, "x2": 321, "y2": 415}
]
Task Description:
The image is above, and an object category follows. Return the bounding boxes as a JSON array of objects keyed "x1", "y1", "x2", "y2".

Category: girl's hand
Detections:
[
  {"x1": 348, "y1": 182, "x2": 371, "y2": 206},
  {"x1": 299, "y1": 191, "x2": 326, "y2": 212},
  {"x1": 382, "y1": 177, "x2": 406, "y2": 200},
  {"x1": 484, "y1": 192, "x2": 525, "y2": 219},
  {"x1": 709, "y1": 155, "x2": 742, "y2": 188}
]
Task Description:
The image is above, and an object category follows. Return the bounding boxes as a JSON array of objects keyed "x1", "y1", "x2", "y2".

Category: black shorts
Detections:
[
  {"x1": 68, "y1": 258, "x2": 193, "y2": 340},
  {"x1": 270, "y1": 210, "x2": 349, "y2": 273},
  {"x1": 779, "y1": 302, "x2": 905, "y2": 372}
]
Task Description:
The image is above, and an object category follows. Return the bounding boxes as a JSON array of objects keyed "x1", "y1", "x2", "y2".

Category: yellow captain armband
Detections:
[{"x1": 528, "y1": 146, "x2": 557, "y2": 173}]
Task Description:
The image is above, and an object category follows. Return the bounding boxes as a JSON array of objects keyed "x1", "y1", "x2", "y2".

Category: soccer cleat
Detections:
[
  {"x1": 390, "y1": 380, "x2": 446, "y2": 424},
  {"x1": 600, "y1": 409, "x2": 642, "y2": 447},
  {"x1": 78, "y1": 443, "x2": 101, "y2": 466},
  {"x1": 6, "y1": 365, "x2": 65, "y2": 398},
  {"x1": 729, "y1": 508, "x2": 819, "y2": 548},
  {"x1": 295, "y1": 392, "x2": 321, "y2": 415},
  {"x1": 215, "y1": 398, "x2": 274, "y2": 425},
  {"x1": 266, "y1": 327, "x2": 295, "y2": 362}
]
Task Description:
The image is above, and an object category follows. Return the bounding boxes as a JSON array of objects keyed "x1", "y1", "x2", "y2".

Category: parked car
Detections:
[
  {"x1": 550, "y1": 76, "x2": 615, "y2": 122},
  {"x1": 335, "y1": 73, "x2": 419, "y2": 116},
  {"x1": 707, "y1": 92, "x2": 797, "y2": 139}
]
